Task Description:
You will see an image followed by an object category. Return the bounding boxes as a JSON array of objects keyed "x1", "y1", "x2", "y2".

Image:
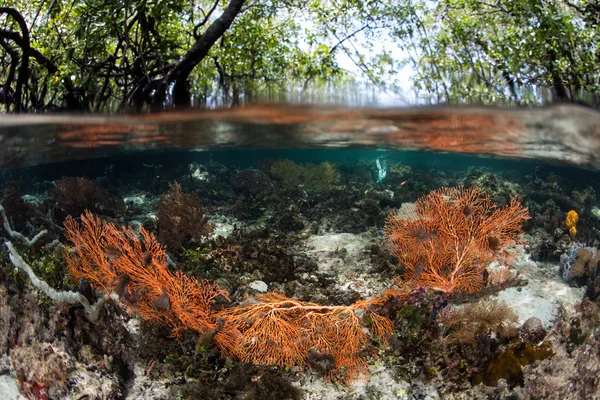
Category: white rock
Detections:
[
  {"x1": 123, "y1": 196, "x2": 145, "y2": 206},
  {"x1": 249, "y1": 280, "x2": 268, "y2": 293},
  {"x1": 491, "y1": 251, "x2": 584, "y2": 328},
  {"x1": 0, "y1": 375, "x2": 25, "y2": 400},
  {"x1": 304, "y1": 233, "x2": 387, "y2": 298}
]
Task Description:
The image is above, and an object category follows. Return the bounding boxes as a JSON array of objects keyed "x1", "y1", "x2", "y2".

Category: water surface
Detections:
[{"x1": 1, "y1": 104, "x2": 599, "y2": 169}]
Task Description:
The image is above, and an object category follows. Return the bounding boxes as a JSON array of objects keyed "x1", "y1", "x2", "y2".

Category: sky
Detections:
[
  {"x1": 329, "y1": 23, "x2": 420, "y2": 107},
  {"x1": 295, "y1": 10, "x2": 421, "y2": 107}
]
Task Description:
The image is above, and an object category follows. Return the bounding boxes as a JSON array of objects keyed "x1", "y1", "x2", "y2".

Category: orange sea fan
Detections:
[
  {"x1": 64, "y1": 211, "x2": 394, "y2": 382},
  {"x1": 217, "y1": 292, "x2": 393, "y2": 382},
  {"x1": 384, "y1": 186, "x2": 529, "y2": 294},
  {"x1": 64, "y1": 210, "x2": 226, "y2": 338}
]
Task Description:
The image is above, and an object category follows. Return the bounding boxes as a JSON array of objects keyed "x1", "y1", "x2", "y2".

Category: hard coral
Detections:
[
  {"x1": 270, "y1": 160, "x2": 340, "y2": 193},
  {"x1": 559, "y1": 243, "x2": 600, "y2": 286},
  {"x1": 230, "y1": 169, "x2": 273, "y2": 195},
  {"x1": 10, "y1": 341, "x2": 74, "y2": 400}
]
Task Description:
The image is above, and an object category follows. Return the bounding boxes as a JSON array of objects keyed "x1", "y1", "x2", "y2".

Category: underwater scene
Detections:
[{"x1": 1, "y1": 105, "x2": 600, "y2": 400}]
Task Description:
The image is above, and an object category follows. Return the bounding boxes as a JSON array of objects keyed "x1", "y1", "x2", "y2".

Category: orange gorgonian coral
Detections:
[
  {"x1": 64, "y1": 211, "x2": 392, "y2": 381},
  {"x1": 217, "y1": 292, "x2": 392, "y2": 381},
  {"x1": 384, "y1": 186, "x2": 529, "y2": 294},
  {"x1": 64, "y1": 210, "x2": 234, "y2": 348}
]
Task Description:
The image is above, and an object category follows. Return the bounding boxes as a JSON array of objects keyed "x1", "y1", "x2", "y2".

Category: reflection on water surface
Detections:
[{"x1": 1, "y1": 104, "x2": 599, "y2": 169}]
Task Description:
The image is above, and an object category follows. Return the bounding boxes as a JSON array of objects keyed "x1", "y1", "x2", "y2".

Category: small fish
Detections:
[
  {"x1": 482, "y1": 269, "x2": 490, "y2": 286},
  {"x1": 153, "y1": 288, "x2": 171, "y2": 312},
  {"x1": 197, "y1": 328, "x2": 216, "y2": 346},
  {"x1": 416, "y1": 232, "x2": 430, "y2": 243},
  {"x1": 412, "y1": 260, "x2": 426, "y2": 276},
  {"x1": 126, "y1": 288, "x2": 145, "y2": 305},
  {"x1": 410, "y1": 226, "x2": 431, "y2": 243},
  {"x1": 440, "y1": 265, "x2": 452, "y2": 276},
  {"x1": 78, "y1": 277, "x2": 94, "y2": 302},
  {"x1": 104, "y1": 244, "x2": 122, "y2": 261},
  {"x1": 196, "y1": 319, "x2": 224, "y2": 347}
]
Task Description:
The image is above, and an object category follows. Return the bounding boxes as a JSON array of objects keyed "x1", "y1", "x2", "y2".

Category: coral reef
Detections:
[
  {"x1": 157, "y1": 181, "x2": 213, "y2": 251},
  {"x1": 2, "y1": 153, "x2": 600, "y2": 400},
  {"x1": 53, "y1": 176, "x2": 124, "y2": 218},
  {"x1": 440, "y1": 300, "x2": 519, "y2": 344},
  {"x1": 559, "y1": 243, "x2": 600, "y2": 299},
  {"x1": 230, "y1": 169, "x2": 274, "y2": 195},
  {"x1": 270, "y1": 160, "x2": 340, "y2": 193},
  {"x1": 63, "y1": 210, "x2": 393, "y2": 382}
]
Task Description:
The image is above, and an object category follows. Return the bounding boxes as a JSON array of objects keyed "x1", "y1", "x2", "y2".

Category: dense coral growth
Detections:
[
  {"x1": 384, "y1": 186, "x2": 529, "y2": 294},
  {"x1": 218, "y1": 292, "x2": 392, "y2": 381},
  {"x1": 230, "y1": 169, "x2": 273, "y2": 195},
  {"x1": 64, "y1": 211, "x2": 392, "y2": 381},
  {"x1": 64, "y1": 211, "x2": 233, "y2": 347},
  {"x1": 270, "y1": 160, "x2": 340, "y2": 192}
]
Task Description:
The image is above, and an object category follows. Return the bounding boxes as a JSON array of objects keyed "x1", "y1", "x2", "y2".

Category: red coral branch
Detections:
[
  {"x1": 384, "y1": 186, "x2": 529, "y2": 294},
  {"x1": 217, "y1": 292, "x2": 392, "y2": 381},
  {"x1": 64, "y1": 210, "x2": 226, "y2": 338}
]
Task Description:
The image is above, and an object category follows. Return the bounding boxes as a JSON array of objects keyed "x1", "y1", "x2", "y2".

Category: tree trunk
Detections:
[
  {"x1": 0, "y1": 7, "x2": 30, "y2": 112},
  {"x1": 152, "y1": 0, "x2": 246, "y2": 109}
]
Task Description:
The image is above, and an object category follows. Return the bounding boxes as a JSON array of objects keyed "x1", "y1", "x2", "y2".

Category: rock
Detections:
[
  {"x1": 520, "y1": 317, "x2": 547, "y2": 343},
  {"x1": 123, "y1": 196, "x2": 145, "y2": 206},
  {"x1": 492, "y1": 251, "x2": 584, "y2": 328},
  {"x1": 0, "y1": 374, "x2": 24, "y2": 400},
  {"x1": 249, "y1": 280, "x2": 268, "y2": 293}
]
